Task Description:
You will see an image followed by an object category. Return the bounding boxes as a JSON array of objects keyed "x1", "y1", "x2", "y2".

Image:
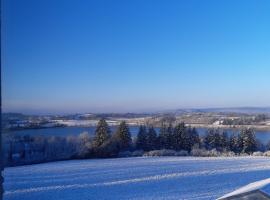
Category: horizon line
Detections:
[{"x1": 3, "y1": 106, "x2": 270, "y2": 116}]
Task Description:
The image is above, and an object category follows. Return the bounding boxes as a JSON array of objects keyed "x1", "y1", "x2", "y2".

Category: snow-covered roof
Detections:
[{"x1": 218, "y1": 178, "x2": 270, "y2": 199}]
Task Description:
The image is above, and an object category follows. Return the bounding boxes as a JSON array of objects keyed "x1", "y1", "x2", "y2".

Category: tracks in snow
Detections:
[{"x1": 5, "y1": 161, "x2": 270, "y2": 196}]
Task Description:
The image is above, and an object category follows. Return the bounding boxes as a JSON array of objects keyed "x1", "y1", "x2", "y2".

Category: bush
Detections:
[
  {"x1": 175, "y1": 150, "x2": 189, "y2": 156},
  {"x1": 239, "y1": 152, "x2": 249, "y2": 156},
  {"x1": 191, "y1": 148, "x2": 208, "y2": 157},
  {"x1": 77, "y1": 133, "x2": 91, "y2": 158},
  {"x1": 144, "y1": 149, "x2": 177, "y2": 157},
  {"x1": 208, "y1": 149, "x2": 220, "y2": 157},
  {"x1": 191, "y1": 148, "x2": 220, "y2": 157},
  {"x1": 142, "y1": 149, "x2": 189, "y2": 157},
  {"x1": 221, "y1": 151, "x2": 236, "y2": 157},
  {"x1": 263, "y1": 151, "x2": 270, "y2": 157},
  {"x1": 253, "y1": 151, "x2": 264, "y2": 156},
  {"x1": 131, "y1": 150, "x2": 144, "y2": 157}
]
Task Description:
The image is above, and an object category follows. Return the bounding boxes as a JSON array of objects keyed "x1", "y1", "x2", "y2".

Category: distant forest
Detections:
[{"x1": 3, "y1": 119, "x2": 269, "y2": 167}]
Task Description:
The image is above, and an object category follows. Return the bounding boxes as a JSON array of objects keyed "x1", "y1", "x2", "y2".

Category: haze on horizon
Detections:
[{"x1": 2, "y1": 0, "x2": 270, "y2": 115}]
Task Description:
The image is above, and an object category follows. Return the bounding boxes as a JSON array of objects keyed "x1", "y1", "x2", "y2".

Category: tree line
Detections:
[
  {"x1": 91, "y1": 119, "x2": 258, "y2": 157},
  {"x1": 3, "y1": 119, "x2": 264, "y2": 166}
]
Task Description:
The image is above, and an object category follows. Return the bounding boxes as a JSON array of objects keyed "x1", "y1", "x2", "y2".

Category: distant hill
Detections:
[
  {"x1": 172, "y1": 107, "x2": 270, "y2": 115},
  {"x1": 2, "y1": 113, "x2": 28, "y2": 120},
  {"x1": 3, "y1": 107, "x2": 270, "y2": 119}
]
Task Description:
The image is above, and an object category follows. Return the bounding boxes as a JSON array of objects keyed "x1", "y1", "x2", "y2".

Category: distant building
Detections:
[
  {"x1": 213, "y1": 120, "x2": 224, "y2": 126},
  {"x1": 218, "y1": 178, "x2": 270, "y2": 200}
]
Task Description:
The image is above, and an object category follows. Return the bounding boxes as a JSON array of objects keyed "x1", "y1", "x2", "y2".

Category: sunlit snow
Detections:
[{"x1": 4, "y1": 157, "x2": 270, "y2": 200}]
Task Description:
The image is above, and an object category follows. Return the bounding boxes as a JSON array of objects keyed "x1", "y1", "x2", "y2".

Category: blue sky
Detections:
[{"x1": 2, "y1": 0, "x2": 270, "y2": 114}]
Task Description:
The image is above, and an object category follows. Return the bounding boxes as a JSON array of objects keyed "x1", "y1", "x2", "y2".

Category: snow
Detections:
[
  {"x1": 54, "y1": 120, "x2": 98, "y2": 127},
  {"x1": 54, "y1": 120, "x2": 120, "y2": 127},
  {"x1": 3, "y1": 156, "x2": 270, "y2": 200},
  {"x1": 217, "y1": 178, "x2": 270, "y2": 199}
]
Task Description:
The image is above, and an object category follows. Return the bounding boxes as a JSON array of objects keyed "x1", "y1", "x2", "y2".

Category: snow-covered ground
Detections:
[
  {"x1": 53, "y1": 119, "x2": 144, "y2": 127},
  {"x1": 3, "y1": 157, "x2": 270, "y2": 200},
  {"x1": 53, "y1": 119, "x2": 117, "y2": 127}
]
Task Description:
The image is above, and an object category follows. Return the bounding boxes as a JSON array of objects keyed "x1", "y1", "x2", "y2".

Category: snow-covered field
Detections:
[
  {"x1": 3, "y1": 157, "x2": 270, "y2": 200},
  {"x1": 53, "y1": 119, "x2": 145, "y2": 127}
]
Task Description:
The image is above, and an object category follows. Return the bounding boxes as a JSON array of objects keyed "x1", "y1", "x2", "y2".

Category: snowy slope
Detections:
[{"x1": 3, "y1": 157, "x2": 270, "y2": 200}]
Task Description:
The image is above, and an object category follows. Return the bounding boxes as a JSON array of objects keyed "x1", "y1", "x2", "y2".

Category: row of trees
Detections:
[
  {"x1": 136, "y1": 123, "x2": 200, "y2": 152},
  {"x1": 90, "y1": 119, "x2": 132, "y2": 157},
  {"x1": 222, "y1": 114, "x2": 268, "y2": 126},
  {"x1": 92, "y1": 119, "x2": 258, "y2": 157},
  {"x1": 91, "y1": 121, "x2": 200, "y2": 157},
  {"x1": 3, "y1": 119, "x2": 262, "y2": 166},
  {"x1": 204, "y1": 128, "x2": 257, "y2": 153}
]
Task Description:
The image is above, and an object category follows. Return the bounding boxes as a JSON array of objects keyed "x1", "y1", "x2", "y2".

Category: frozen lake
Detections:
[
  {"x1": 4, "y1": 126, "x2": 270, "y2": 144},
  {"x1": 3, "y1": 156, "x2": 270, "y2": 200}
]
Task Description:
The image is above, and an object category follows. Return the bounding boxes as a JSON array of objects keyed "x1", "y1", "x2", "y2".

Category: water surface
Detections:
[{"x1": 4, "y1": 126, "x2": 270, "y2": 144}]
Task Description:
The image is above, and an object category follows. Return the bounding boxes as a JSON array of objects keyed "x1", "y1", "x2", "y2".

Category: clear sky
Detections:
[{"x1": 2, "y1": 0, "x2": 270, "y2": 114}]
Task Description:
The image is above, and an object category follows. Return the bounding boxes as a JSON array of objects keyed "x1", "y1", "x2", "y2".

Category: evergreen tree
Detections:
[
  {"x1": 220, "y1": 131, "x2": 229, "y2": 151},
  {"x1": 159, "y1": 123, "x2": 168, "y2": 149},
  {"x1": 189, "y1": 127, "x2": 200, "y2": 148},
  {"x1": 93, "y1": 119, "x2": 111, "y2": 147},
  {"x1": 239, "y1": 128, "x2": 257, "y2": 153},
  {"x1": 204, "y1": 129, "x2": 216, "y2": 150},
  {"x1": 173, "y1": 123, "x2": 183, "y2": 150},
  {"x1": 204, "y1": 129, "x2": 225, "y2": 150},
  {"x1": 173, "y1": 122, "x2": 191, "y2": 151},
  {"x1": 136, "y1": 125, "x2": 147, "y2": 150},
  {"x1": 114, "y1": 121, "x2": 132, "y2": 151},
  {"x1": 229, "y1": 133, "x2": 241, "y2": 153},
  {"x1": 166, "y1": 123, "x2": 174, "y2": 149},
  {"x1": 213, "y1": 130, "x2": 222, "y2": 150},
  {"x1": 146, "y1": 126, "x2": 158, "y2": 151},
  {"x1": 181, "y1": 125, "x2": 193, "y2": 151}
]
